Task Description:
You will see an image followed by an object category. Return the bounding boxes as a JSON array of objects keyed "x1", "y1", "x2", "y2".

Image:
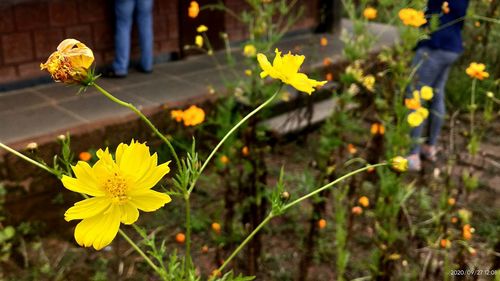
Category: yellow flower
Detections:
[
  {"x1": 390, "y1": 156, "x2": 408, "y2": 172},
  {"x1": 257, "y1": 49, "x2": 327, "y2": 95},
  {"x1": 170, "y1": 109, "x2": 184, "y2": 122},
  {"x1": 408, "y1": 111, "x2": 424, "y2": 127},
  {"x1": 465, "y1": 62, "x2": 489, "y2": 80},
  {"x1": 358, "y1": 196, "x2": 369, "y2": 207},
  {"x1": 211, "y1": 222, "x2": 221, "y2": 234},
  {"x1": 320, "y1": 37, "x2": 328, "y2": 47},
  {"x1": 182, "y1": 105, "x2": 205, "y2": 126},
  {"x1": 195, "y1": 35, "x2": 203, "y2": 48},
  {"x1": 243, "y1": 44, "x2": 257, "y2": 57},
  {"x1": 398, "y1": 8, "x2": 427, "y2": 27},
  {"x1": 416, "y1": 107, "x2": 429, "y2": 119},
  {"x1": 362, "y1": 75, "x2": 375, "y2": 91},
  {"x1": 370, "y1": 123, "x2": 385, "y2": 135},
  {"x1": 420, "y1": 86, "x2": 433, "y2": 100},
  {"x1": 363, "y1": 7, "x2": 377, "y2": 20},
  {"x1": 197, "y1": 25, "x2": 208, "y2": 33},
  {"x1": 188, "y1": 1, "x2": 199, "y2": 18},
  {"x1": 244, "y1": 69, "x2": 252, "y2": 76},
  {"x1": 40, "y1": 39, "x2": 94, "y2": 85},
  {"x1": 62, "y1": 140, "x2": 171, "y2": 250}
]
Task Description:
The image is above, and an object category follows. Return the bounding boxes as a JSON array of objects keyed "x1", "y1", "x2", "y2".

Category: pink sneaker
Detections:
[{"x1": 406, "y1": 154, "x2": 421, "y2": 172}]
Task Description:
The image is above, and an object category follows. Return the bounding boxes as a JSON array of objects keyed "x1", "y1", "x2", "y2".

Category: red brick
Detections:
[
  {"x1": 34, "y1": 29, "x2": 64, "y2": 59},
  {"x1": 0, "y1": 66, "x2": 18, "y2": 84},
  {"x1": 160, "y1": 40, "x2": 178, "y2": 53},
  {"x1": 167, "y1": 17, "x2": 178, "y2": 40},
  {"x1": 2, "y1": 33, "x2": 34, "y2": 64},
  {"x1": 49, "y1": 1, "x2": 78, "y2": 27},
  {"x1": 0, "y1": 6, "x2": 15, "y2": 33},
  {"x1": 92, "y1": 22, "x2": 114, "y2": 49},
  {"x1": 65, "y1": 25, "x2": 93, "y2": 46},
  {"x1": 77, "y1": 0, "x2": 109, "y2": 23},
  {"x1": 18, "y1": 62, "x2": 43, "y2": 78},
  {"x1": 14, "y1": 2, "x2": 49, "y2": 31},
  {"x1": 154, "y1": 17, "x2": 168, "y2": 41}
]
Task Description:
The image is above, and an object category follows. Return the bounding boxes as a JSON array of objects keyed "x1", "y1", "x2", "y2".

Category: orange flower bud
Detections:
[
  {"x1": 211, "y1": 222, "x2": 221, "y2": 234},
  {"x1": 440, "y1": 239, "x2": 451, "y2": 248},
  {"x1": 201, "y1": 245, "x2": 209, "y2": 254},
  {"x1": 242, "y1": 146, "x2": 249, "y2": 156},
  {"x1": 463, "y1": 224, "x2": 472, "y2": 240},
  {"x1": 320, "y1": 37, "x2": 328, "y2": 47},
  {"x1": 175, "y1": 232, "x2": 186, "y2": 244},
  {"x1": 220, "y1": 155, "x2": 230, "y2": 164},
  {"x1": 447, "y1": 198, "x2": 456, "y2": 206},
  {"x1": 79, "y1": 151, "x2": 92, "y2": 162},
  {"x1": 358, "y1": 196, "x2": 369, "y2": 208},
  {"x1": 326, "y1": 73, "x2": 333, "y2": 81},
  {"x1": 188, "y1": 1, "x2": 199, "y2": 18},
  {"x1": 318, "y1": 219, "x2": 327, "y2": 229},
  {"x1": 352, "y1": 206, "x2": 363, "y2": 215},
  {"x1": 347, "y1": 144, "x2": 357, "y2": 154}
]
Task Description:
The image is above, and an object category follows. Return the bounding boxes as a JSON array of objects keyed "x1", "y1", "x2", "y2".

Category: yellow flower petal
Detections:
[
  {"x1": 74, "y1": 205, "x2": 121, "y2": 250},
  {"x1": 129, "y1": 190, "x2": 172, "y2": 212},
  {"x1": 62, "y1": 162, "x2": 105, "y2": 196},
  {"x1": 119, "y1": 203, "x2": 139, "y2": 225},
  {"x1": 408, "y1": 111, "x2": 424, "y2": 127},
  {"x1": 64, "y1": 197, "x2": 111, "y2": 221},
  {"x1": 420, "y1": 86, "x2": 433, "y2": 100}
]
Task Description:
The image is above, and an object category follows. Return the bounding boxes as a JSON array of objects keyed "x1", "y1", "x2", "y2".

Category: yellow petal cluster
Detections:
[
  {"x1": 243, "y1": 44, "x2": 257, "y2": 57},
  {"x1": 405, "y1": 86, "x2": 433, "y2": 127},
  {"x1": 398, "y1": 8, "x2": 427, "y2": 27},
  {"x1": 195, "y1": 35, "x2": 204, "y2": 48},
  {"x1": 465, "y1": 62, "x2": 489, "y2": 80},
  {"x1": 171, "y1": 105, "x2": 205, "y2": 126},
  {"x1": 62, "y1": 140, "x2": 171, "y2": 250},
  {"x1": 363, "y1": 7, "x2": 377, "y2": 20},
  {"x1": 197, "y1": 25, "x2": 208, "y2": 33},
  {"x1": 40, "y1": 39, "x2": 94, "y2": 85},
  {"x1": 390, "y1": 156, "x2": 408, "y2": 172},
  {"x1": 188, "y1": 1, "x2": 200, "y2": 18},
  {"x1": 257, "y1": 49, "x2": 327, "y2": 95},
  {"x1": 362, "y1": 75, "x2": 375, "y2": 92}
]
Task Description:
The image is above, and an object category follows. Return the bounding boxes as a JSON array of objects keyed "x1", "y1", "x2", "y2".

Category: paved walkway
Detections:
[{"x1": 0, "y1": 20, "x2": 398, "y2": 148}]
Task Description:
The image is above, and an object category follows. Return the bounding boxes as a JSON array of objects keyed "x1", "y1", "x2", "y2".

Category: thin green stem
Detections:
[
  {"x1": 283, "y1": 163, "x2": 388, "y2": 212},
  {"x1": 93, "y1": 83, "x2": 181, "y2": 168},
  {"x1": 472, "y1": 15, "x2": 500, "y2": 25},
  {"x1": 118, "y1": 229, "x2": 163, "y2": 276},
  {"x1": 184, "y1": 193, "x2": 192, "y2": 275},
  {"x1": 187, "y1": 86, "x2": 281, "y2": 194},
  {"x1": 215, "y1": 213, "x2": 274, "y2": 275},
  {"x1": 215, "y1": 162, "x2": 388, "y2": 277},
  {"x1": 470, "y1": 79, "x2": 477, "y2": 138},
  {"x1": 0, "y1": 142, "x2": 59, "y2": 177}
]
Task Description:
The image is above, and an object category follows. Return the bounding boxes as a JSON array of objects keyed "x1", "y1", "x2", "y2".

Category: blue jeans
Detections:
[
  {"x1": 112, "y1": 0, "x2": 154, "y2": 75},
  {"x1": 409, "y1": 47, "x2": 460, "y2": 154}
]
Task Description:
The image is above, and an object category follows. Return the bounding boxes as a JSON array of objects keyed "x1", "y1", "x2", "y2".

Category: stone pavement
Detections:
[{"x1": 0, "y1": 20, "x2": 398, "y2": 149}]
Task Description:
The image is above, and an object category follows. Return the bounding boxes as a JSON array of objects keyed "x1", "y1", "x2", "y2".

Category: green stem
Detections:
[
  {"x1": 184, "y1": 193, "x2": 192, "y2": 275},
  {"x1": 215, "y1": 162, "x2": 387, "y2": 276},
  {"x1": 187, "y1": 85, "x2": 281, "y2": 194},
  {"x1": 93, "y1": 83, "x2": 180, "y2": 168},
  {"x1": 118, "y1": 229, "x2": 163, "y2": 276},
  {"x1": 470, "y1": 79, "x2": 476, "y2": 138},
  {"x1": 283, "y1": 163, "x2": 388, "y2": 212},
  {"x1": 0, "y1": 142, "x2": 59, "y2": 177}
]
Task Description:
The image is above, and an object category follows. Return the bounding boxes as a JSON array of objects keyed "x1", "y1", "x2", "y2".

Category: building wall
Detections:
[{"x1": 0, "y1": 0, "x2": 318, "y2": 87}]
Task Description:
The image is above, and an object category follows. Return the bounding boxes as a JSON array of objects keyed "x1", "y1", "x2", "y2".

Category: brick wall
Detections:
[{"x1": 0, "y1": 0, "x2": 319, "y2": 87}]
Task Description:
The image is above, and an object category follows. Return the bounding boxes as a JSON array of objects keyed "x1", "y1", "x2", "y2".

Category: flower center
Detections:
[{"x1": 103, "y1": 173, "x2": 129, "y2": 204}]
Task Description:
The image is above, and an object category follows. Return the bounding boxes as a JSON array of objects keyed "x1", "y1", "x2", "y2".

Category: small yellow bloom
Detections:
[
  {"x1": 448, "y1": 198, "x2": 456, "y2": 206},
  {"x1": 182, "y1": 105, "x2": 205, "y2": 126},
  {"x1": 220, "y1": 155, "x2": 230, "y2": 164},
  {"x1": 398, "y1": 8, "x2": 427, "y2": 27},
  {"x1": 370, "y1": 123, "x2": 385, "y2": 135},
  {"x1": 358, "y1": 196, "x2": 369, "y2": 208},
  {"x1": 420, "y1": 86, "x2": 433, "y2": 100},
  {"x1": 465, "y1": 62, "x2": 489, "y2": 80},
  {"x1": 197, "y1": 25, "x2": 208, "y2": 33},
  {"x1": 416, "y1": 107, "x2": 429, "y2": 119},
  {"x1": 62, "y1": 140, "x2": 171, "y2": 250},
  {"x1": 188, "y1": 1, "x2": 199, "y2": 18},
  {"x1": 243, "y1": 44, "x2": 257, "y2": 57},
  {"x1": 195, "y1": 35, "x2": 203, "y2": 48},
  {"x1": 320, "y1": 37, "x2": 328, "y2": 47},
  {"x1": 363, "y1": 7, "x2": 377, "y2": 20},
  {"x1": 257, "y1": 49, "x2": 327, "y2": 95},
  {"x1": 40, "y1": 39, "x2": 94, "y2": 85},
  {"x1": 211, "y1": 222, "x2": 221, "y2": 234},
  {"x1": 170, "y1": 109, "x2": 184, "y2": 122},
  {"x1": 362, "y1": 75, "x2": 375, "y2": 92},
  {"x1": 390, "y1": 156, "x2": 408, "y2": 172},
  {"x1": 408, "y1": 111, "x2": 424, "y2": 127},
  {"x1": 244, "y1": 69, "x2": 252, "y2": 76}
]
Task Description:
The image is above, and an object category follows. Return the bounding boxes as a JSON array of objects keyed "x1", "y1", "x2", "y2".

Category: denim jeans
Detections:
[
  {"x1": 112, "y1": 0, "x2": 154, "y2": 75},
  {"x1": 409, "y1": 47, "x2": 460, "y2": 154}
]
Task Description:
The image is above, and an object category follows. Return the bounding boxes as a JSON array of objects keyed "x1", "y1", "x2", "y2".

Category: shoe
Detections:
[
  {"x1": 406, "y1": 154, "x2": 421, "y2": 172},
  {"x1": 101, "y1": 67, "x2": 127, "y2": 78},
  {"x1": 421, "y1": 145, "x2": 437, "y2": 162},
  {"x1": 136, "y1": 66, "x2": 153, "y2": 74}
]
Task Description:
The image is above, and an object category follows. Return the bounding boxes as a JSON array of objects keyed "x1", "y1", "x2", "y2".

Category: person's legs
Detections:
[
  {"x1": 112, "y1": 0, "x2": 135, "y2": 75},
  {"x1": 426, "y1": 50, "x2": 460, "y2": 146},
  {"x1": 135, "y1": 0, "x2": 154, "y2": 72}
]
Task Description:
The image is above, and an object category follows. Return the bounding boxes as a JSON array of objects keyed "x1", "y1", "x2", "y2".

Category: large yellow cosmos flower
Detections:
[
  {"x1": 41, "y1": 39, "x2": 94, "y2": 85},
  {"x1": 62, "y1": 140, "x2": 171, "y2": 250},
  {"x1": 398, "y1": 8, "x2": 427, "y2": 27},
  {"x1": 465, "y1": 62, "x2": 489, "y2": 80},
  {"x1": 257, "y1": 49, "x2": 327, "y2": 95}
]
